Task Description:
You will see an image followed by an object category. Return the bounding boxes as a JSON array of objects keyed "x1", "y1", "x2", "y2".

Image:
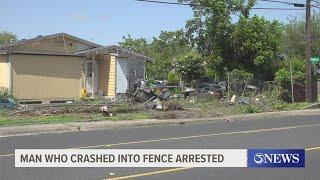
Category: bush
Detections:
[
  {"x1": 238, "y1": 105, "x2": 262, "y2": 114},
  {"x1": 175, "y1": 52, "x2": 205, "y2": 86},
  {"x1": 0, "y1": 87, "x2": 13, "y2": 99},
  {"x1": 275, "y1": 68, "x2": 290, "y2": 87},
  {"x1": 167, "y1": 71, "x2": 180, "y2": 85},
  {"x1": 274, "y1": 57, "x2": 306, "y2": 102}
]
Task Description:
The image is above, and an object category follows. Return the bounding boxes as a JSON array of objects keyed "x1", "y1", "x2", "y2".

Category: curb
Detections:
[{"x1": 0, "y1": 109, "x2": 320, "y2": 138}]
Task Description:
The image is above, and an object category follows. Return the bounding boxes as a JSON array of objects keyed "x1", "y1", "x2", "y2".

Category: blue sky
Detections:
[{"x1": 0, "y1": 0, "x2": 306, "y2": 45}]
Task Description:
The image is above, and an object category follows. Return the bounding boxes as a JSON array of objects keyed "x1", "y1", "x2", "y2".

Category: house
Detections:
[{"x1": 0, "y1": 33, "x2": 152, "y2": 101}]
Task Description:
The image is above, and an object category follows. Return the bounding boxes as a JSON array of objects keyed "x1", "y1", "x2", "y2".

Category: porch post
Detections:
[{"x1": 8, "y1": 53, "x2": 13, "y2": 94}]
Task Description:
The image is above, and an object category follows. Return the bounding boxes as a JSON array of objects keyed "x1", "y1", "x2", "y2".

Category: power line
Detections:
[
  {"x1": 260, "y1": 0, "x2": 291, "y2": 5},
  {"x1": 260, "y1": 0, "x2": 320, "y2": 9},
  {"x1": 136, "y1": 0, "x2": 192, "y2": 6},
  {"x1": 253, "y1": 7, "x2": 304, "y2": 10},
  {"x1": 136, "y1": 0, "x2": 190, "y2": 5},
  {"x1": 136, "y1": 0, "x2": 305, "y2": 10}
]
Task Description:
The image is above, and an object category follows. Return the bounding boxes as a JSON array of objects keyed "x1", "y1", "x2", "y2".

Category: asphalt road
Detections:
[{"x1": 0, "y1": 114, "x2": 320, "y2": 180}]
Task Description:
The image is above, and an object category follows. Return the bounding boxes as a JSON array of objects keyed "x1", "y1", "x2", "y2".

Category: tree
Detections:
[
  {"x1": 0, "y1": 31, "x2": 17, "y2": 44},
  {"x1": 119, "y1": 34, "x2": 149, "y2": 55},
  {"x1": 179, "y1": 0, "x2": 256, "y2": 57},
  {"x1": 149, "y1": 30, "x2": 191, "y2": 79},
  {"x1": 283, "y1": 13, "x2": 320, "y2": 59},
  {"x1": 119, "y1": 30, "x2": 191, "y2": 79},
  {"x1": 223, "y1": 16, "x2": 283, "y2": 80},
  {"x1": 179, "y1": 0, "x2": 283, "y2": 81},
  {"x1": 175, "y1": 52, "x2": 205, "y2": 85}
]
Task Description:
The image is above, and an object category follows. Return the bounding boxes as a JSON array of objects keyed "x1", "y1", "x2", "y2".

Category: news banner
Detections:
[{"x1": 15, "y1": 149, "x2": 305, "y2": 168}]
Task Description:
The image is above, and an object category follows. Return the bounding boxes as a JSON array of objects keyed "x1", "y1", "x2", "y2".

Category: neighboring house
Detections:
[{"x1": 0, "y1": 33, "x2": 152, "y2": 101}]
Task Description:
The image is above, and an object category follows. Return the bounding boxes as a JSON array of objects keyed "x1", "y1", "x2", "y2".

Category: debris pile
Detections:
[{"x1": 132, "y1": 87, "x2": 183, "y2": 110}]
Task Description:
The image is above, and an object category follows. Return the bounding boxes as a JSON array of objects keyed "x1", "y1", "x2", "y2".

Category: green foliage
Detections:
[
  {"x1": 283, "y1": 13, "x2": 320, "y2": 58},
  {"x1": 167, "y1": 71, "x2": 180, "y2": 85},
  {"x1": 223, "y1": 16, "x2": 283, "y2": 80},
  {"x1": 175, "y1": 52, "x2": 205, "y2": 85},
  {"x1": 236, "y1": 105, "x2": 262, "y2": 114},
  {"x1": 120, "y1": 30, "x2": 191, "y2": 79},
  {"x1": 275, "y1": 57, "x2": 305, "y2": 90},
  {"x1": 180, "y1": 0, "x2": 281, "y2": 80},
  {"x1": 228, "y1": 69, "x2": 253, "y2": 95},
  {"x1": 0, "y1": 31, "x2": 17, "y2": 44},
  {"x1": 169, "y1": 87, "x2": 183, "y2": 95},
  {"x1": 119, "y1": 35, "x2": 149, "y2": 55},
  {"x1": 277, "y1": 58, "x2": 306, "y2": 83},
  {"x1": 275, "y1": 68, "x2": 291, "y2": 87},
  {"x1": 0, "y1": 87, "x2": 14, "y2": 99}
]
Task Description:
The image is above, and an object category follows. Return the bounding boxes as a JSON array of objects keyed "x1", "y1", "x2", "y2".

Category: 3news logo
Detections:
[{"x1": 247, "y1": 149, "x2": 305, "y2": 168}]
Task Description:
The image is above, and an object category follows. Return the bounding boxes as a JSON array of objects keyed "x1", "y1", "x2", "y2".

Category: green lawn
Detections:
[{"x1": 0, "y1": 113, "x2": 151, "y2": 127}]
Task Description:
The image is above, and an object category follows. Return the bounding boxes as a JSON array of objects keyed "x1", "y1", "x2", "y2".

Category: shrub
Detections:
[
  {"x1": 274, "y1": 57, "x2": 307, "y2": 102},
  {"x1": 0, "y1": 87, "x2": 13, "y2": 99},
  {"x1": 175, "y1": 52, "x2": 205, "y2": 86},
  {"x1": 167, "y1": 71, "x2": 180, "y2": 85},
  {"x1": 236, "y1": 105, "x2": 262, "y2": 114}
]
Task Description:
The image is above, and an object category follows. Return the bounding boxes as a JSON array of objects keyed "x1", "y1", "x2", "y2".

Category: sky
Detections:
[{"x1": 0, "y1": 0, "x2": 307, "y2": 45}]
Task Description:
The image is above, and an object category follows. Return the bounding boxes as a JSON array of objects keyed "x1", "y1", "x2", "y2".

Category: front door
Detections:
[
  {"x1": 116, "y1": 58, "x2": 128, "y2": 93},
  {"x1": 86, "y1": 60, "x2": 99, "y2": 95}
]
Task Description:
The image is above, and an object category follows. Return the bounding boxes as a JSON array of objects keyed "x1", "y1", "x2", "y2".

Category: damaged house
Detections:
[{"x1": 0, "y1": 33, "x2": 152, "y2": 101}]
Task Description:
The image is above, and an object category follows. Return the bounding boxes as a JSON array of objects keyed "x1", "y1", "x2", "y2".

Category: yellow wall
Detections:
[
  {"x1": 11, "y1": 54, "x2": 82, "y2": 99},
  {"x1": 14, "y1": 36, "x2": 94, "y2": 54},
  {"x1": 98, "y1": 54, "x2": 109, "y2": 94},
  {"x1": 0, "y1": 55, "x2": 9, "y2": 88},
  {"x1": 106, "y1": 55, "x2": 116, "y2": 97}
]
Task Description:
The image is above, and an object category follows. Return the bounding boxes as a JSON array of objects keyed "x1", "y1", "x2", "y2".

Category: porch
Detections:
[{"x1": 78, "y1": 46, "x2": 152, "y2": 98}]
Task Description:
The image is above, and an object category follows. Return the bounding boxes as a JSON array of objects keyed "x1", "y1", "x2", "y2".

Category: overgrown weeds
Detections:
[{"x1": 0, "y1": 87, "x2": 14, "y2": 99}]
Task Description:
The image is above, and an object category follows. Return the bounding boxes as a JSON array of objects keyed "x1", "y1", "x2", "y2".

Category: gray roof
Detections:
[
  {"x1": 76, "y1": 45, "x2": 153, "y2": 62},
  {"x1": 0, "y1": 32, "x2": 102, "y2": 50},
  {"x1": 0, "y1": 33, "x2": 153, "y2": 62}
]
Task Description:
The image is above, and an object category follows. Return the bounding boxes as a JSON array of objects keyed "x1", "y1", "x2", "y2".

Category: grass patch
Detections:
[
  {"x1": 0, "y1": 114, "x2": 87, "y2": 126},
  {"x1": 282, "y1": 102, "x2": 311, "y2": 110},
  {"x1": 103, "y1": 113, "x2": 150, "y2": 121},
  {"x1": 0, "y1": 112, "x2": 151, "y2": 127}
]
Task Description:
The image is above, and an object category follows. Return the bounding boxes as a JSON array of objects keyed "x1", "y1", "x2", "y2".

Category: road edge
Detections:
[{"x1": 0, "y1": 109, "x2": 319, "y2": 138}]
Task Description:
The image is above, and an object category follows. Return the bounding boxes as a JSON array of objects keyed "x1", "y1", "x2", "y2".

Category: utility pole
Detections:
[{"x1": 306, "y1": 0, "x2": 313, "y2": 102}]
